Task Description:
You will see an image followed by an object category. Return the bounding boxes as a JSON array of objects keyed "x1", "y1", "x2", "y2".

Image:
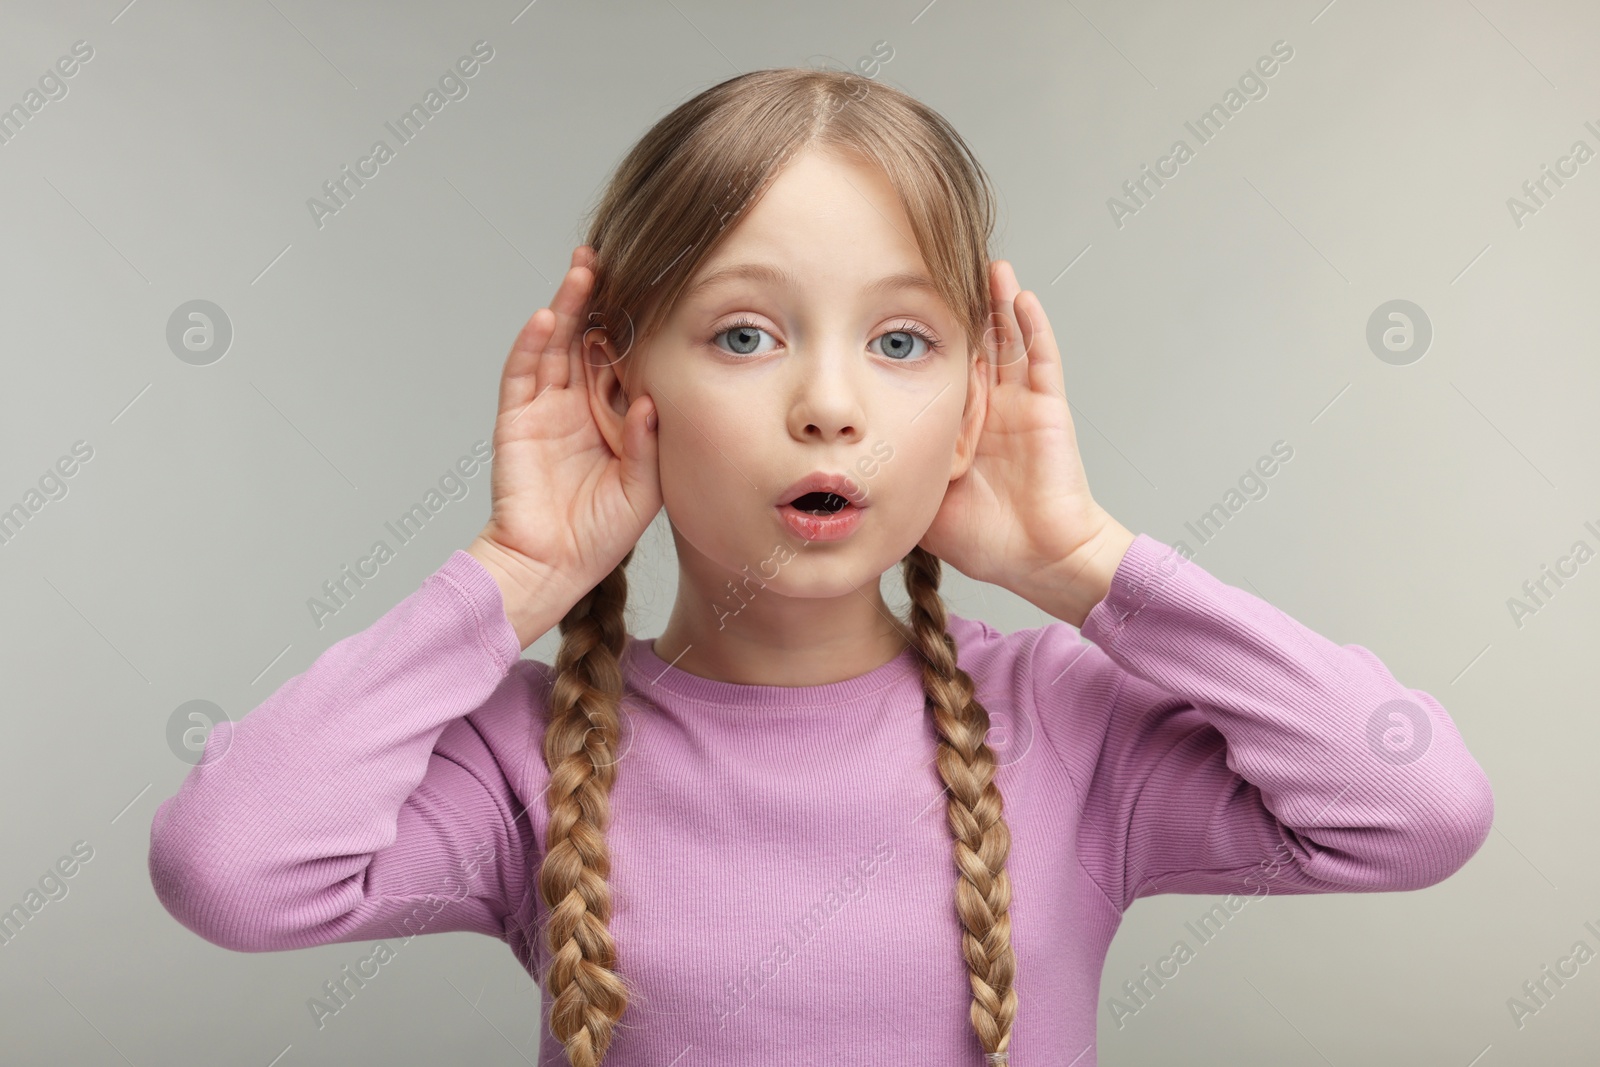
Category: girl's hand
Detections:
[
  {"x1": 917, "y1": 260, "x2": 1133, "y2": 622},
  {"x1": 468, "y1": 246, "x2": 661, "y2": 633}
]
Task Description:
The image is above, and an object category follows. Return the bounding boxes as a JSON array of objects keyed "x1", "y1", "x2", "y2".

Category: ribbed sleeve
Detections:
[
  {"x1": 144, "y1": 534, "x2": 1497, "y2": 1065},
  {"x1": 1031, "y1": 533, "x2": 1495, "y2": 912},
  {"x1": 147, "y1": 550, "x2": 533, "y2": 951}
]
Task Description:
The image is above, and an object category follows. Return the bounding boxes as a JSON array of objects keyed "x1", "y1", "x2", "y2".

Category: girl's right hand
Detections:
[{"x1": 467, "y1": 246, "x2": 661, "y2": 644}]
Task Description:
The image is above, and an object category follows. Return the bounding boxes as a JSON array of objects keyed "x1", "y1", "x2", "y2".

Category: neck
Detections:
[{"x1": 651, "y1": 539, "x2": 914, "y2": 688}]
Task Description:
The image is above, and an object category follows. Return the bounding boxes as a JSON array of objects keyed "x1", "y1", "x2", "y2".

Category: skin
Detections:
[{"x1": 467, "y1": 146, "x2": 1136, "y2": 684}]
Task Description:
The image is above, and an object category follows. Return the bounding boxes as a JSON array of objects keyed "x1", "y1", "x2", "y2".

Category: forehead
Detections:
[{"x1": 685, "y1": 148, "x2": 931, "y2": 298}]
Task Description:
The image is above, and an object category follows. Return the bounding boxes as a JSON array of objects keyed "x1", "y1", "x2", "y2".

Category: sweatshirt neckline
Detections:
[{"x1": 622, "y1": 634, "x2": 924, "y2": 709}]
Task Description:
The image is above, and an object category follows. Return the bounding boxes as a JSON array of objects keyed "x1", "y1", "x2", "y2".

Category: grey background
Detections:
[{"x1": 0, "y1": 0, "x2": 1594, "y2": 1063}]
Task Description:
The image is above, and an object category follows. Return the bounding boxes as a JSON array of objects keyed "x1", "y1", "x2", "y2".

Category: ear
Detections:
[
  {"x1": 949, "y1": 350, "x2": 989, "y2": 482},
  {"x1": 581, "y1": 326, "x2": 632, "y2": 458}
]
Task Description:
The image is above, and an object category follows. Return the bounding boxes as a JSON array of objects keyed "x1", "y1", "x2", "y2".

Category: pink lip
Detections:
[
  {"x1": 775, "y1": 471, "x2": 870, "y2": 508},
  {"x1": 777, "y1": 500, "x2": 864, "y2": 541}
]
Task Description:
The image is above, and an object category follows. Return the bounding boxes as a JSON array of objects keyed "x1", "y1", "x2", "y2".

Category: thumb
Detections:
[{"x1": 618, "y1": 393, "x2": 661, "y2": 510}]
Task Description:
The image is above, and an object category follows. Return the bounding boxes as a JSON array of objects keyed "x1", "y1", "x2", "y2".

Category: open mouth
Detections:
[{"x1": 787, "y1": 491, "x2": 850, "y2": 515}]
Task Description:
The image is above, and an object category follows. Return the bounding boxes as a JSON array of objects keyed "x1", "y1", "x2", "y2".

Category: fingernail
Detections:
[{"x1": 646, "y1": 408, "x2": 658, "y2": 430}]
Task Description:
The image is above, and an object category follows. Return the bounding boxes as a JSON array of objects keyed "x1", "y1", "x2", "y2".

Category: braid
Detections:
[
  {"x1": 533, "y1": 543, "x2": 1019, "y2": 1063},
  {"x1": 538, "y1": 548, "x2": 635, "y2": 1066},
  {"x1": 902, "y1": 545, "x2": 1020, "y2": 1063}
]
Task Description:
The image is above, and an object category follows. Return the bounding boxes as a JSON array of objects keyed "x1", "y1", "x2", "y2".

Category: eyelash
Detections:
[{"x1": 711, "y1": 317, "x2": 944, "y2": 360}]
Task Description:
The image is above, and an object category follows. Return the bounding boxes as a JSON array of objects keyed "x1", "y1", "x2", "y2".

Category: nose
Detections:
[{"x1": 786, "y1": 346, "x2": 867, "y2": 445}]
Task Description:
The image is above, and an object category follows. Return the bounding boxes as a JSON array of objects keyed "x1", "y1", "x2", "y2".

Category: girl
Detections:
[{"x1": 148, "y1": 68, "x2": 1494, "y2": 1066}]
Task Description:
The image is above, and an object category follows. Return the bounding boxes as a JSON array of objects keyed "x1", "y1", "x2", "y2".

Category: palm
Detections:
[
  {"x1": 918, "y1": 262, "x2": 1108, "y2": 588},
  {"x1": 481, "y1": 247, "x2": 661, "y2": 596}
]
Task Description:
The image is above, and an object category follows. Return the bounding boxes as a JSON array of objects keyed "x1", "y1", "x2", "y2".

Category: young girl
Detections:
[{"x1": 148, "y1": 68, "x2": 1494, "y2": 1066}]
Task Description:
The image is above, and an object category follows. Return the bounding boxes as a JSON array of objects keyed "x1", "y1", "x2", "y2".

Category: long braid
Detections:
[
  {"x1": 531, "y1": 541, "x2": 1018, "y2": 1062},
  {"x1": 902, "y1": 545, "x2": 1020, "y2": 1063},
  {"x1": 538, "y1": 548, "x2": 636, "y2": 1066}
]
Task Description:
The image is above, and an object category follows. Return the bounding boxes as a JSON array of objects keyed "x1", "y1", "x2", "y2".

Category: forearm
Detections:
[
  {"x1": 1075, "y1": 534, "x2": 1494, "y2": 895},
  {"x1": 149, "y1": 551, "x2": 527, "y2": 948}
]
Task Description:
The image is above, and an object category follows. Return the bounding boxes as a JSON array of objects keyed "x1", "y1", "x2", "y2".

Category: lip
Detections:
[
  {"x1": 776, "y1": 499, "x2": 865, "y2": 542},
  {"x1": 775, "y1": 471, "x2": 871, "y2": 509}
]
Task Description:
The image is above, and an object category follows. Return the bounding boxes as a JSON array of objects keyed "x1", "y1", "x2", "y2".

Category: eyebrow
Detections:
[{"x1": 682, "y1": 262, "x2": 942, "y2": 303}]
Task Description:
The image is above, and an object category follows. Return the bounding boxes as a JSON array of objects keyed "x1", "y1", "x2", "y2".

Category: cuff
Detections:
[
  {"x1": 1079, "y1": 533, "x2": 1199, "y2": 645},
  {"x1": 431, "y1": 549, "x2": 524, "y2": 672}
]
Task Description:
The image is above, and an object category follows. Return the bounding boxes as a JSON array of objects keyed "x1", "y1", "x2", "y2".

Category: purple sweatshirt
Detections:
[{"x1": 147, "y1": 533, "x2": 1493, "y2": 1065}]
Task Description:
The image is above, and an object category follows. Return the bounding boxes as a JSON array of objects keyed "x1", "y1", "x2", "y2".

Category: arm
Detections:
[
  {"x1": 148, "y1": 549, "x2": 555, "y2": 951},
  {"x1": 1030, "y1": 533, "x2": 1495, "y2": 912}
]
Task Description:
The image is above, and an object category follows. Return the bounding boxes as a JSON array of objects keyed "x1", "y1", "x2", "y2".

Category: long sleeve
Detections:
[
  {"x1": 148, "y1": 550, "x2": 538, "y2": 952},
  {"x1": 1029, "y1": 533, "x2": 1495, "y2": 913}
]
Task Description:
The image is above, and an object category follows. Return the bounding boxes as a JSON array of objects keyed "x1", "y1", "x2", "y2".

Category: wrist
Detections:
[
  {"x1": 1025, "y1": 511, "x2": 1137, "y2": 628},
  {"x1": 464, "y1": 532, "x2": 580, "y2": 651}
]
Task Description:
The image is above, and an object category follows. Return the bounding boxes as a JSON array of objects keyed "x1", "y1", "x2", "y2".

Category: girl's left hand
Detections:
[{"x1": 917, "y1": 260, "x2": 1131, "y2": 607}]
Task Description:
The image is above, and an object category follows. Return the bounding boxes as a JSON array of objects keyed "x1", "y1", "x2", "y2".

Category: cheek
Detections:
[
  {"x1": 896, "y1": 433, "x2": 958, "y2": 523},
  {"x1": 870, "y1": 413, "x2": 964, "y2": 544},
  {"x1": 851, "y1": 415, "x2": 960, "y2": 556},
  {"x1": 655, "y1": 407, "x2": 760, "y2": 560},
  {"x1": 657, "y1": 425, "x2": 715, "y2": 520}
]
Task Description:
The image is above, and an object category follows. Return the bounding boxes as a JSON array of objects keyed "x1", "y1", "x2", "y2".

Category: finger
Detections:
[
  {"x1": 502, "y1": 269, "x2": 589, "y2": 435},
  {"x1": 979, "y1": 262, "x2": 1006, "y2": 375},
  {"x1": 1014, "y1": 289, "x2": 1066, "y2": 398},
  {"x1": 498, "y1": 305, "x2": 557, "y2": 419},
  {"x1": 988, "y1": 260, "x2": 1028, "y2": 386},
  {"x1": 618, "y1": 393, "x2": 662, "y2": 522},
  {"x1": 536, "y1": 264, "x2": 594, "y2": 394}
]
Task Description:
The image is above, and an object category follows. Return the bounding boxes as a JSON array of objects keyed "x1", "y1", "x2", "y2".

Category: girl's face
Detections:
[{"x1": 592, "y1": 146, "x2": 986, "y2": 601}]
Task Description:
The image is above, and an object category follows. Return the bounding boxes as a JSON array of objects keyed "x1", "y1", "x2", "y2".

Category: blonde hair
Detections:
[{"x1": 537, "y1": 67, "x2": 1017, "y2": 1065}]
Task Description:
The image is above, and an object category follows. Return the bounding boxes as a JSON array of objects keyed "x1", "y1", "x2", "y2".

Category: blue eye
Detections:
[
  {"x1": 712, "y1": 320, "x2": 777, "y2": 357},
  {"x1": 709, "y1": 319, "x2": 943, "y2": 361},
  {"x1": 870, "y1": 327, "x2": 937, "y2": 361}
]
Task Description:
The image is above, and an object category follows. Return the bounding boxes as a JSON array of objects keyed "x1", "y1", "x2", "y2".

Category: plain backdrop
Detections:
[{"x1": 1, "y1": 0, "x2": 1596, "y2": 1064}]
